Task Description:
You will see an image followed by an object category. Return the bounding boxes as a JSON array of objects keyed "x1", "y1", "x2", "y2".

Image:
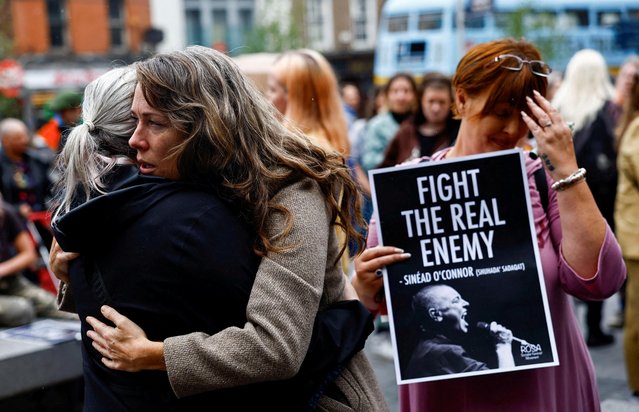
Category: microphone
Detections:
[{"x1": 476, "y1": 321, "x2": 529, "y2": 345}]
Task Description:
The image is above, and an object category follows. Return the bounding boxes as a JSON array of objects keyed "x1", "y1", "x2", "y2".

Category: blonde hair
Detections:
[
  {"x1": 271, "y1": 49, "x2": 350, "y2": 156},
  {"x1": 551, "y1": 49, "x2": 614, "y2": 132}
]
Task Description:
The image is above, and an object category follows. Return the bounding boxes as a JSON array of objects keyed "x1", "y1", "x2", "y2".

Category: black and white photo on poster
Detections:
[{"x1": 369, "y1": 149, "x2": 558, "y2": 385}]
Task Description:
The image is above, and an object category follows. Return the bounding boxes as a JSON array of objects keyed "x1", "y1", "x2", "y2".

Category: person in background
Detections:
[
  {"x1": 51, "y1": 46, "x2": 388, "y2": 411},
  {"x1": 341, "y1": 81, "x2": 363, "y2": 129},
  {"x1": 352, "y1": 38, "x2": 625, "y2": 411},
  {"x1": 0, "y1": 195, "x2": 71, "y2": 326},
  {"x1": 360, "y1": 73, "x2": 417, "y2": 173},
  {"x1": 552, "y1": 48, "x2": 619, "y2": 347},
  {"x1": 612, "y1": 55, "x2": 639, "y2": 120},
  {"x1": 0, "y1": 118, "x2": 54, "y2": 252},
  {"x1": 267, "y1": 48, "x2": 350, "y2": 156},
  {"x1": 36, "y1": 90, "x2": 82, "y2": 152},
  {"x1": 349, "y1": 84, "x2": 388, "y2": 240},
  {"x1": 0, "y1": 119, "x2": 53, "y2": 218},
  {"x1": 608, "y1": 55, "x2": 639, "y2": 329},
  {"x1": 545, "y1": 70, "x2": 563, "y2": 102},
  {"x1": 379, "y1": 72, "x2": 459, "y2": 167},
  {"x1": 266, "y1": 49, "x2": 353, "y2": 271},
  {"x1": 0, "y1": 198, "x2": 39, "y2": 326},
  {"x1": 614, "y1": 68, "x2": 639, "y2": 400}
]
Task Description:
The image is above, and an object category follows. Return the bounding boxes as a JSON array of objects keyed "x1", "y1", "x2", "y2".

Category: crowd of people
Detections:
[{"x1": 0, "y1": 36, "x2": 636, "y2": 411}]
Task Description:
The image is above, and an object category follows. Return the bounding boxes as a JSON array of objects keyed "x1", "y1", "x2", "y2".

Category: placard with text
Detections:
[{"x1": 369, "y1": 149, "x2": 558, "y2": 384}]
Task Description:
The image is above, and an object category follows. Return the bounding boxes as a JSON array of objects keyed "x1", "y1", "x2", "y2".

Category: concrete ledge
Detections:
[{"x1": 0, "y1": 319, "x2": 82, "y2": 399}]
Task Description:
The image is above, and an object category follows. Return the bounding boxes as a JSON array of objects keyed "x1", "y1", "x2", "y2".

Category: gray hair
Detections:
[{"x1": 52, "y1": 66, "x2": 137, "y2": 221}]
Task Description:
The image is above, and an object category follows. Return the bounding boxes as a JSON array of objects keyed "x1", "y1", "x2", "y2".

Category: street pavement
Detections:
[{"x1": 364, "y1": 294, "x2": 639, "y2": 412}]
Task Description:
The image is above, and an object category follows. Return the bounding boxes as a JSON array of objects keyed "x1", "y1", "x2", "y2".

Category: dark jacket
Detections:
[
  {"x1": 573, "y1": 101, "x2": 618, "y2": 230},
  {"x1": 0, "y1": 150, "x2": 52, "y2": 212},
  {"x1": 379, "y1": 116, "x2": 459, "y2": 168},
  {"x1": 53, "y1": 165, "x2": 263, "y2": 411}
]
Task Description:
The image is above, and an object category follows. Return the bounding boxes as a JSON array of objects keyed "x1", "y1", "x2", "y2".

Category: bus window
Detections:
[
  {"x1": 524, "y1": 10, "x2": 557, "y2": 27},
  {"x1": 598, "y1": 11, "x2": 621, "y2": 27},
  {"x1": 452, "y1": 13, "x2": 485, "y2": 29},
  {"x1": 418, "y1": 12, "x2": 443, "y2": 31},
  {"x1": 465, "y1": 13, "x2": 485, "y2": 29},
  {"x1": 397, "y1": 40, "x2": 426, "y2": 64},
  {"x1": 563, "y1": 9, "x2": 589, "y2": 27},
  {"x1": 388, "y1": 15, "x2": 409, "y2": 32}
]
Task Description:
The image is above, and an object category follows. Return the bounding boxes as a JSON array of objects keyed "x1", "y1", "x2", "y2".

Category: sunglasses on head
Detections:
[{"x1": 493, "y1": 54, "x2": 552, "y2": 77}]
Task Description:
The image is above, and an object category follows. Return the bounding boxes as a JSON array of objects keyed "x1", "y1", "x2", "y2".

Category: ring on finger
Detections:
[
  {"x1": 542, "y1": 121, "x2": 553, "y2": 128},
  {"x1": 375, "y1": 269, "x2": 384, "y2": 277}
]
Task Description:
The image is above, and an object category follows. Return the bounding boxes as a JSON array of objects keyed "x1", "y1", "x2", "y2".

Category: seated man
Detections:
[{"x1": 0, "y1": 201, "x2": 71, "y2": 326}]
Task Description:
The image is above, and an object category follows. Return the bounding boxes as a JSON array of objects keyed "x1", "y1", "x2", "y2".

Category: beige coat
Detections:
[
  {"x1": 59, "y1": 178, "x2": 388, "y2": 411},
  {"x1": 615, "y1": 117, "x2": 639, "y2": 259}
]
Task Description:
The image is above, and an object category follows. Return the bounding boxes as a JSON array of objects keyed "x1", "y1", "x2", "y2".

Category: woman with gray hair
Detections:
[
  {"x1": 52, "y1": 64, "x2": 262, "y2": 410},
  {"x1": 51, "y1": 66, "x2": 137, "y2": 219},
  {"x1": 51, "y1": 48, "x2": 386, "y2": 411}
]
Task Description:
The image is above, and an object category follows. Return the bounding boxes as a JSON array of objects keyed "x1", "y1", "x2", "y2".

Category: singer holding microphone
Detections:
[
  {"x1": 352, "y1": 38, "x2": 626, "y2": 411},
  {"x1": 405, "y1": 284, "x2": 514, "y2": 379}
]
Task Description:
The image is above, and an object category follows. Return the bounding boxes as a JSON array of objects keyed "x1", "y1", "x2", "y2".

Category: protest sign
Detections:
[{"x1": 369, "y1": 149, "x2": 558, "y2": 384}]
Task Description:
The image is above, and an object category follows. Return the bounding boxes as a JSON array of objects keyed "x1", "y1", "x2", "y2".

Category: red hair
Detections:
[
  {"x1": 452, "y1": 38, "x2": 548, "y2": 118},
  {"x1": 272, "y1": 49, "x2": 350, "y2": 156}
]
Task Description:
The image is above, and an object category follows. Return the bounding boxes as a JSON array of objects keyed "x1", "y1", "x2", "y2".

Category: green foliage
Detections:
[
  {"x1": 241, "y1": 0, "x2": 306, "y2": 53},
  {"x1": 500, "y1": 4, "x2": 565, "y2": 62},
  {"x1": 0, "y1": 95, "x2": 22, "y2": 119},
  {"x1": 244, "y1": 20, "x2": 305, "y2": 53}
]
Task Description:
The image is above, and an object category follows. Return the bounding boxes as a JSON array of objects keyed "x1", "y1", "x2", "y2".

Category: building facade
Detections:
[
  {"x1": 4, "y1": 0, "x2": 386, "y2": 126},
  {"x1": 5, "y1": 0, "x2": 161, "y2": 128}
]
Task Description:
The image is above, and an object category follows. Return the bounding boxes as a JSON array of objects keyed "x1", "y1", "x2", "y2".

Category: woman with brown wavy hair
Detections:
[{"x1": 51, "y1": 46, "x2": 387, "y2": 411}]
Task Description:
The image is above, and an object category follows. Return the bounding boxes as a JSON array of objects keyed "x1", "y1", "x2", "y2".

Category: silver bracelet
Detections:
[{"x1": 551, "y1": 168, "x2": 587, "y2": 191}]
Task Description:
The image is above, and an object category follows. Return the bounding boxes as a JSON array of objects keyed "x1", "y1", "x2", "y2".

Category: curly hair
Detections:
[{"x1": 135, "y1": 46, "x2": 365, "y2": 258}]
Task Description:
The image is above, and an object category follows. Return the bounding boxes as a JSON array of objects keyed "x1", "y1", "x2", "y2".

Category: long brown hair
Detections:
[{"x1": 135, "y1": 46, "x2": 365, "y2": 259}]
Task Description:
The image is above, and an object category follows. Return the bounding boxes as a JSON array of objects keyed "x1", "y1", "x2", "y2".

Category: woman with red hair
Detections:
[
  {"x1": 267, "y1": 48, "x2": 350, "y2": 157},
  {"x1": 353, "y1": 38, "x2": 626, "y2": 411}
]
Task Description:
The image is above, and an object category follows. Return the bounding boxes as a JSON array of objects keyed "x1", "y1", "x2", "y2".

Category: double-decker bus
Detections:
[{"x1": 373, "y1": 0, "x2": 639, "y2": 84}]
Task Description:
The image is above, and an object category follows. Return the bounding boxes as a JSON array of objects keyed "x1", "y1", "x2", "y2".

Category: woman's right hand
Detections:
[
  {"x1": 49, "y1": 239, "x2": 80, "y2": 284},
  {"x1": 351, "y1": 246, "x2": 411, "y2": 312}
]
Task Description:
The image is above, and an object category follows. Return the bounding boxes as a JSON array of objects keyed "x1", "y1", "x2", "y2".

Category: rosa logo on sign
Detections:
[{"x1": 520, "y1": 342, "x2": 543, "y2": 361}]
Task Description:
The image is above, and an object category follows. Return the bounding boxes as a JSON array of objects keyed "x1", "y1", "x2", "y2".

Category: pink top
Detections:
[{"x1": 367, "y1": 149, "x2": 626, "y2": 412}]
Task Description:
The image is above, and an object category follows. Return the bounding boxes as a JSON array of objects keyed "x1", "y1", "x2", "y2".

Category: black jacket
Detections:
[{"x1": 53, "y1": 166, "x2": 261, "y2": 411}]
